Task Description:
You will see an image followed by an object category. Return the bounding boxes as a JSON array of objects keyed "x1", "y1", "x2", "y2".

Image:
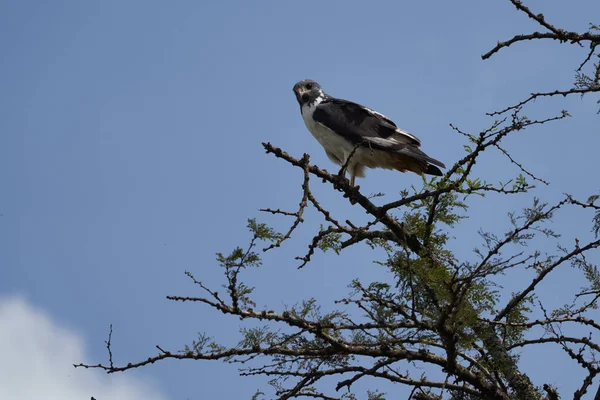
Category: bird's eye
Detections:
[{"x1": 306, "y1": 83, "x2": 313, "y2": 90}]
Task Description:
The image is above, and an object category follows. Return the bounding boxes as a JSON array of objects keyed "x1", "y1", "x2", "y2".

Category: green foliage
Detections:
[
  {"x1": 499, "y1": 295, "x2": 533, "y2": 346},
  {"x1": 317, "y1": 227, "x2": 342, "y2": 254},
  {"x1": 239, "y1": 325, "x2": 279, "y2": 349},
  {"x1": 571, "y1": 246, "x2": 600, "y2": 295},
  {"x1": 287, "y1": 298, "x2": 319, "y2": 319},
  {"x1": 367, "y1": 390, "x2": 387, "y2": 400},
  {"x1": 215, "y1": 219, "x2": 285, "y2": 310},
  {"x1": 184, "y1": 332, "x2": 226, "y2": 355},
  {"x1": 247, "y1": 218, "x2": 283, "y2": 243},
  {"x1": 216, "y1": 246, "x2": 260, "y2": 270},
  {"x1": 465, "y1": 279, "x2": 499, "y2": 317}
]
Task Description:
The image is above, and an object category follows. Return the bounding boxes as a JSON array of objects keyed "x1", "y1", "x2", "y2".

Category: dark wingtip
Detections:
[{"x1": 424, "y1": 164, "x2": 443, "y2": 176}]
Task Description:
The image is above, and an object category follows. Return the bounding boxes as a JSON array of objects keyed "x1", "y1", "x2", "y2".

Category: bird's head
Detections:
[{"x1": 293, "y1": 79, "x2": 324, "y2": 106}]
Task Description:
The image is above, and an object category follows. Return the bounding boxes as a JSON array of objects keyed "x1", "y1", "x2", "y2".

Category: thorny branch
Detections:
[
  {"x1": 482, "y1": 0, "x2": 600, "y2": 115},
  {"x1": 482, "y1": 0, "x2": 600, "y2": 60}
]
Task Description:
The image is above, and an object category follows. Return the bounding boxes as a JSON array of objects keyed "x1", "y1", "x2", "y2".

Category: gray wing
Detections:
[
  {"x1": 312, "y1": 98, "x2": 421, "y2": 146},
  {"x1": 313, "y1": 99, "x2": 445, "y2": 168}
]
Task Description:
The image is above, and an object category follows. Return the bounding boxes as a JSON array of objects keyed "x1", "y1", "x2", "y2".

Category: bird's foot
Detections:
[
  {"x1": 342, "y1": 188, "x2": 359, "y2": 205},
  {"x1": 332, "y1": 171, "x2": 349, "y2": 190}
]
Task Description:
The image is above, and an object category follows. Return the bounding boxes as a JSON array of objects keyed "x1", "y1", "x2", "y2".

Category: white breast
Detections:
[{"x1": 300, "y1": 97, "x2": 355, "y2": 166}]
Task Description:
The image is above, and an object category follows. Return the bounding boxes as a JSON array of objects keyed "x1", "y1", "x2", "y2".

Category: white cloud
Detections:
[{"x1": 0, "y1": 296, "x2": 167, "y2": 400}]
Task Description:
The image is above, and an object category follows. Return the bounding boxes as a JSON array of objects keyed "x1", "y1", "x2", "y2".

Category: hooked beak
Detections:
[
  {"x1": 293, "y1": 86, "x2": 309, "y2": 102},
  {"x1": 294, "y1": 86, "x2": 310, "y2": 102},
  {"x1": 295, "y1": 87, "x2": 310, "y2": 96}
]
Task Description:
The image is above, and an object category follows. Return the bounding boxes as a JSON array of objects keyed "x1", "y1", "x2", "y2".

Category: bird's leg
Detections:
[
  {"x1": 338, "y1": 145, "x2": 360, "y2": 184},
  {"x1": 337, "y1": 162, "x2": 351, "y2": 189},
  {"x1": 346, "y1": 171, "x2": 359, "y2": 204}
]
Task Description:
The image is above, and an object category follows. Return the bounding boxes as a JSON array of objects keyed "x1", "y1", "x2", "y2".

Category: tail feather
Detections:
[
  {"x1": 401, "y1": 146, "x2": 445, "y2": 169},
  {"x1": 424, "y1": 164, "x2": 443, "y2": 176},
  {"x1": 389, "y1": 150, "x2": 445, "y2": 177},
  {"x1": 395, "y1": 145, "x2": 445, "y2": 175},
  {"x1": 423, "y1": 155, "x2": 445, "y2": 169}
]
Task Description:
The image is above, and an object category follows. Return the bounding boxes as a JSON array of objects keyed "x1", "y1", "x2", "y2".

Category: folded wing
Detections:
[{"x1": 312, "y1": 99, "x2": 445, "y2": 169}]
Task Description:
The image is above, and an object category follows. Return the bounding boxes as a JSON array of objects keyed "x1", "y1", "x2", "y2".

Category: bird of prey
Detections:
[{"x1": 292, "y1": 79, "x2": 445, "y2": 186}]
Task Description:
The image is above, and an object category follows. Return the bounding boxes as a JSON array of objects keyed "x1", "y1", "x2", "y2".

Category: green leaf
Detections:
[{"x1": 247, "y1": 218, "x2": 283, "y2": 242}]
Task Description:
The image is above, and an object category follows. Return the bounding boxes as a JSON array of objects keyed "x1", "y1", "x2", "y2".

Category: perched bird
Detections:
[{"x1": 292, "y1": 79, "x2": 445, "y2": 186}]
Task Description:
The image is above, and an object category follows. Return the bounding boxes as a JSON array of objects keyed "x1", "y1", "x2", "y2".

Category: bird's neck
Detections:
[{"x1": 307, "y1": 91, "x2": 327, "y2": 107}]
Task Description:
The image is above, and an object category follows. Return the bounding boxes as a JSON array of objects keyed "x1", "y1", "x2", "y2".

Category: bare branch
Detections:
[
  {"x1": 263, "y1": 154, "x2": 311, "y2": 251},
  {"x1": 487, "y1": 88, "x2": 598, "y2": 116},
  {"x1": 496, "y1": 236, "x2": 600, "y2": 321},
  {"x1": 494, "y1": 143, "x2": 549, "y2": 185}
]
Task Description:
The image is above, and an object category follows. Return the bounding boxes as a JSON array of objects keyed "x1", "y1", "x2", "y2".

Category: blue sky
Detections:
[{"x1": 1, "y1": 1, "x2": 599, "y2": 399}]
